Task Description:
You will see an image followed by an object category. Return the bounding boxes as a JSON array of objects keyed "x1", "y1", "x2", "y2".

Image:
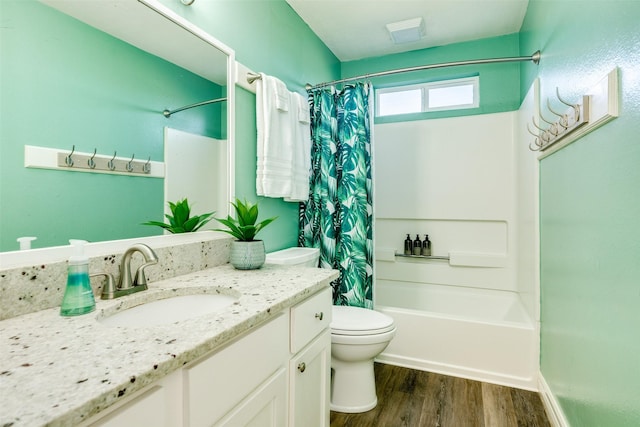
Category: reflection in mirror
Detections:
[{"x1": 0, "y1": 0, "x2": 232, "y2": 252}]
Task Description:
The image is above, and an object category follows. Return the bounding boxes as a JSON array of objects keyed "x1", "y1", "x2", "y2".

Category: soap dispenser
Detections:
[
  {"x1": 404, "y1": 234, "x2": 412, "y2": 255},
  {"x1": 413, "y1": 234, "x2": 422, "y2": 256},
  {"x1": 60, "y1": 239, "x2": 96, "y2": 316},
  {"x1": 422, "y1": 234, "x2": 432, "y2": 256}
]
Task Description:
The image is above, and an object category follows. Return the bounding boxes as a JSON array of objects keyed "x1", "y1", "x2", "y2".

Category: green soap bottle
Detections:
[{"x1": 60, "y1": 239, "x2": 96, "y2": 316}]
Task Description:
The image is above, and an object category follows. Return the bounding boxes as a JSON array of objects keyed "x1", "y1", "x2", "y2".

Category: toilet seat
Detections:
[{"x1": 331, "y1": 306, "x2": 395, "y2": 336}]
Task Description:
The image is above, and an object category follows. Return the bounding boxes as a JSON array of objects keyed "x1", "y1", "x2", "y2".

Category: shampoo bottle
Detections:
[
  {"x1": 422, "y1": 234, "x2": 432, "y2": 256},
  {"x1": 413, "y1": 234, "x2": 422, "y2": 256},
  {"x1": 404, "y1": 234, "x2": 412, "y2": 255},
  {"x1": 60, "y1": 239, "x2": 96, "y2": 316}
]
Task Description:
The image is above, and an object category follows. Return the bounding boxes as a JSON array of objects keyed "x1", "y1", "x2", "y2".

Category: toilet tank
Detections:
[{"x1": 265, "y1": 247, "x2": 320, "y2": 268}]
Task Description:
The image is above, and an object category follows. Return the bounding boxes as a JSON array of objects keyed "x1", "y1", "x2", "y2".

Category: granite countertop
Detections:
[{"x1": 0, "y1": 263, "x2": 338, "y2": 427}]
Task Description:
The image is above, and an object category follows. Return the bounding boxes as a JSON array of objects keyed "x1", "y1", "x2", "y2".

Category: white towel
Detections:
[
  {"x1": 285, "y1": 92, "x2": 311, "y2": 202},
  {"x1": 273, "y1": 78, "x2": 289, "y2": 112},
  {"x1": 256, "y1": 74, "x2": 294, "y2": 198}
]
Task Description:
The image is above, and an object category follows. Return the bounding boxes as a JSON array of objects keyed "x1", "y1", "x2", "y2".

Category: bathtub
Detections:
[{"x1": 375, "y1": 280, "x2": 539, "y2": 390}]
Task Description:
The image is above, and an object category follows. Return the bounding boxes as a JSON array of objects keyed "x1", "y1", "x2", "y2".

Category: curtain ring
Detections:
[
  {"x1": 87, "y1": 148, "x2": 97, "y2": 169},
  {"x1": 126, "y1": 154, "x2": 135, "y2": 172},
  {"x1": 65, "y1": 145, "x2": 75, "y2": 167},
  {"x1": 107, "y1": 151, "x2": 117, "y2": 171}
]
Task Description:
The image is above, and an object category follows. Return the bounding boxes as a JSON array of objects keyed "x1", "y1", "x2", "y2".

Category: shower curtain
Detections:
[{"x1": 299, "y1": 83, "x2": 373, "y2": 308}]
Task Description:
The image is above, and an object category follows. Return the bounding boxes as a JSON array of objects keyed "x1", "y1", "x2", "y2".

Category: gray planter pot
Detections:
[{"x1": 229, "y1": 240, "x2": 265, "y2": 270}]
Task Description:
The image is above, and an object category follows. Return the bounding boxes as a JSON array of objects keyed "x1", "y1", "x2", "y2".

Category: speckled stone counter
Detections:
[{"x1": 0, "y1": 263, "x2": 338, "y2": 427}]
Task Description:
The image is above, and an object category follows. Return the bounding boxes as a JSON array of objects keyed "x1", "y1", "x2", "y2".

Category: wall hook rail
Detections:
[
  {"x1": 23, "y1": 145, "x2": 162, "y2": 177},
  {"x1": 528, "y1": 86, "x2": 590, "y2": 152}
]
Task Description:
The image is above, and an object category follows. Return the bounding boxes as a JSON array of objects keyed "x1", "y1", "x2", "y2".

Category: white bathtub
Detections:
[{"x1": 375, "y1": 280, "x2": 539, "y2": 390}]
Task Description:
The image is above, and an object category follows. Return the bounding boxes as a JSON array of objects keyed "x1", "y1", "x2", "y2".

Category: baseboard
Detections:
[
  {"x1": 537, "y1": 372, "x2": 569, "y2": 427},
  {"x1": 376, "y1": 353, "x2": 538, "y2": 391}
]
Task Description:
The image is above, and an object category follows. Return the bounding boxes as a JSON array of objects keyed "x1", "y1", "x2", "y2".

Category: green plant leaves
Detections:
[
  {"x1": 214, "y1": 199, "x2": 277, "y2": 241},
  {"x1": 142, "y1": 198, "x2": 214, "y2": 234}
]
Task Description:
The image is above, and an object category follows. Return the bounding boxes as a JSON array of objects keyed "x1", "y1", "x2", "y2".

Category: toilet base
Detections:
[{"x1": 330, "y1": 358, "x2": 377, "y2": 413}]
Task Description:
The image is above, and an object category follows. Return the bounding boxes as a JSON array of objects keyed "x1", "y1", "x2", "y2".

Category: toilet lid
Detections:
[{"x1": 331, "y1": 306, "x2": 395, "y2": 336}]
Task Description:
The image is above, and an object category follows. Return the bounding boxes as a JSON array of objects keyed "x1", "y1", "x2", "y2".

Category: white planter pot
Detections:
[{"x1": 229, "y1": 240, "x2": 265, "y2": 270}]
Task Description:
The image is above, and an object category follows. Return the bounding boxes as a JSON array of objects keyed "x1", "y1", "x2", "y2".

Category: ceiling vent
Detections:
[{"x1": 385, "y1": 17, "x2": 425, "y2": 44}]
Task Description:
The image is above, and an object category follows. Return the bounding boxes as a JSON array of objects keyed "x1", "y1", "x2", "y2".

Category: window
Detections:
[{"x1": 376, "y1": 76, "x2": 479, "y2": 116}]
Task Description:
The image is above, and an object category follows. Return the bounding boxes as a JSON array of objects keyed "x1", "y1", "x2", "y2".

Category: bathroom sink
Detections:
[{"x1": 98, "y1": 293, "x2": 239, "y2": 327}]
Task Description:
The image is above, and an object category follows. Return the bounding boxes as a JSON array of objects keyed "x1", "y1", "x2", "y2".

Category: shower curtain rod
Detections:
[
  {"x1": 304, "y1": 50, "x2": 541, "y2": 90},
  {"x1": 163, "y1": 96, "x2": 227, "y2": 118}
]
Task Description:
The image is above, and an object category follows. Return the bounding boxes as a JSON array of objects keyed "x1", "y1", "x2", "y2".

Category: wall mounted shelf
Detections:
[{"x1": 394, "y1": 253, "x2": 450, "y2": 261}]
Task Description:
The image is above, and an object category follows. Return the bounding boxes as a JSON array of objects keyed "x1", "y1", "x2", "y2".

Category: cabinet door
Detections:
[
  {"x1": 185, "y1": 314, "x2": 288, "y2": 427},
  {"x1": 215, "y1": 368, "x2": 288, "y2": 427},
  {"x1": 87, "y1": 369, "x2": 182, "y2": 427},
  {"x1": 289, "y1": 330, "x2": 331, "y2": 427}
]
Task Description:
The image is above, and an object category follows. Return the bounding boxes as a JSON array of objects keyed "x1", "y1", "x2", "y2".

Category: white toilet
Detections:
[
  {"x1": 330, "y1": 305, "x2": 396, "y2": 413},
  {"x1": 266, "y1": 247, "x2": 396, "y2": 413},
  {"x1": 265, "y1": 247, "x2": 321, "y2": 267}
]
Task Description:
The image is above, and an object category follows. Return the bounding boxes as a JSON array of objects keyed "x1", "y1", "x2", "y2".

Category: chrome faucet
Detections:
[{"x1": 100, "y1": 243, "x2": 159, "y2": 299}]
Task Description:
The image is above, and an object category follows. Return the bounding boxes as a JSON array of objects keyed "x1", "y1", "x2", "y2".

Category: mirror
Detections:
[{"x1": 0, "y1": 0, "x2": 234, "y2": 252}]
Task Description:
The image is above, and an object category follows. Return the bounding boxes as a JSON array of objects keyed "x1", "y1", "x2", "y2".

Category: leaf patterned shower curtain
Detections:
[{"x1": 299, "y1": 83, "x2": 373, "y2": 308}]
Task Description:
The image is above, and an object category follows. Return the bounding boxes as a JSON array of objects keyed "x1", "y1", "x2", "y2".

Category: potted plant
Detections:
[
  {"x1": 143, "y1": 198, "x2": 214, "y2": 234},
  {"x1": 215, "y1": 199, "x2": 277, "y2": 270}
]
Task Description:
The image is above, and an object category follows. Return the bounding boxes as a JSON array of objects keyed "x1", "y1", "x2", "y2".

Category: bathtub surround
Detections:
[
  {"x1": 373, "y1": 97, "x2": 539, "y2": 389},
  {"x1": 299, "y1": 83, "x2": 374, "y2": 308}
]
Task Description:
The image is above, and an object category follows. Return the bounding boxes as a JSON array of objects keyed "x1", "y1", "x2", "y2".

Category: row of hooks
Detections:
[
  {"x1": 528, "y1": 87, "x2": 590, "y2": 152},
  {"x1": 58, "y1": 145, "x2": 152, "y2": 174}
]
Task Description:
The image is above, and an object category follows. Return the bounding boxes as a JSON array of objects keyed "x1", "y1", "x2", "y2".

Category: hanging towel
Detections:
[
  {"x1": 256, "y1": 74, "x2": 294, "y2": 198},
  {"x1": 273, "y1": 78, "x2": 289, "y2": 112},
  {"x1": 285, "y1": 92, "x2": 311, "y2": 202}
]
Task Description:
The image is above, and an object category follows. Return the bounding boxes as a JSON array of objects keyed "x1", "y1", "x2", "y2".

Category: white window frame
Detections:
[{"x1": 375, "y1": 76, "x2": 480, "y2": 117}]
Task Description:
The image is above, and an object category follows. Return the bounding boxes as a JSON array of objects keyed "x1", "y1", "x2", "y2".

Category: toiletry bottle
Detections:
[
  {"x1": 60, "y1": 239, "x2": 96, "y2": 316},
  {"x1": 422, "y1": 234, "x2": 431, "y2": 256},
  {"x1": 413, "y1": 234, "x2": 422, "y2": 256},
  {"x1": 404, "y1": 234, "x2": 413, "y2": 255}
]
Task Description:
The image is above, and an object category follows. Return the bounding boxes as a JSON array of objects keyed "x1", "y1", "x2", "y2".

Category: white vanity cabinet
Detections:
[
  {"x1": 289, "y1": 287, "x2": 332, "y2": 427},
  {"x1": 82, "y1": 286, "x2": 333, "y2": 427}
]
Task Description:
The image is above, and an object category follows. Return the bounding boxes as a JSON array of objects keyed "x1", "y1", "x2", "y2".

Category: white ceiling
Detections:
[{"x1": 285, "y1": 0, "x2": 529, "y2": 62}]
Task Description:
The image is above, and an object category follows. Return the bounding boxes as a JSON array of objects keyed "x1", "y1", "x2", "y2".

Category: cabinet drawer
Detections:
[
  {"x1": 185, "y1": 313, "x2": 288, "y2": 427},
  {"x1": 290, "y1": 287, "x2": 332, "y2": 353}
]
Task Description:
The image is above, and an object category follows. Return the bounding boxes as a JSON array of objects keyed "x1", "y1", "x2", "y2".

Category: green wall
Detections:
[
  {"x1": 157, "y1": 0, "x2": 340, "y2": 252},
  {"x1": 342, "y1": 33, "x2": 523, "y2": 123},
  {"x1": 0, "y1": 1, "x2": 224, "y2": 251},
  {"x1": 521, "y1": 1, "x2": 640, "y2": 425}
]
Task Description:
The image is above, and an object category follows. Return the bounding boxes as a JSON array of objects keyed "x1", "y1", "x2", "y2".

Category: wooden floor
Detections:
[{"x1": 330, "y1": 363, "x2": 551, "y2": 427}]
